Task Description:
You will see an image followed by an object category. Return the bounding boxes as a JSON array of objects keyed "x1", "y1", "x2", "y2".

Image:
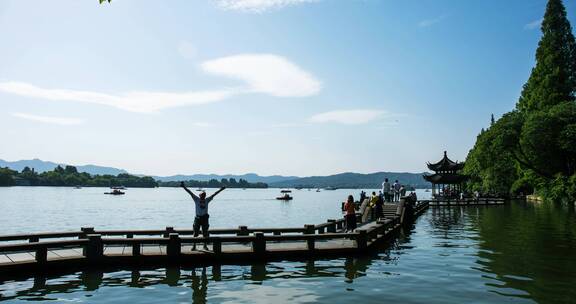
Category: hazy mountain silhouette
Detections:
[{"x1": 0, "y1": 159, "x2": 127, "y2": 176}]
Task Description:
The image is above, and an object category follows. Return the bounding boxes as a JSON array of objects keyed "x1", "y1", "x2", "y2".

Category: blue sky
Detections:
[{"x1": 0, "y1": 0, "x2": 574, "y2": 176}]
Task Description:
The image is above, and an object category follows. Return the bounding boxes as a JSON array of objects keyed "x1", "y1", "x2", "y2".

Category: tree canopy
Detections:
[
  {"x1": 465, "y1": 0, "x2": 576, "y2": 204},
  {"x1": 0, "y1": 165, "x2": 157, "y2": 188}
]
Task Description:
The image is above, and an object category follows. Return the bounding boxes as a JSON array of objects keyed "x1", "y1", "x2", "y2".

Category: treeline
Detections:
[
  {"x1": 464, "y1": 0, "x2": 576, "y2": 204},
  {"x1": 160, "y1": 178, "x2": 267, "y2": 189},
  {"x1": 0, "y1": 165, "x2": 157, "y2": 188}
]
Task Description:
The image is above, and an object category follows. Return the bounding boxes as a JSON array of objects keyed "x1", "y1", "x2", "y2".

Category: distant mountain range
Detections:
[
  {"x1": 0, "y1": 159, "x2": 127, "y2": 176},
  {"x1": 1, "y1": 158, "x2": 430, "y2": 188}
]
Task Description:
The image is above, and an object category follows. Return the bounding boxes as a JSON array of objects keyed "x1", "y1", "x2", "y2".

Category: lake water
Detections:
[{"x1": 1, "y1": 187, "x2": 575, "y2": 303}]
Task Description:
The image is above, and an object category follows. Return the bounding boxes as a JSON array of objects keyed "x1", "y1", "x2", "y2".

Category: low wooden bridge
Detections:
[{"x1": 0, "y1": 201, "x2": 428, "y2": 277}]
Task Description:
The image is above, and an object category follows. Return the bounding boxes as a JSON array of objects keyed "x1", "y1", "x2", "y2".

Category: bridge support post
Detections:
[
  {"x1": 327, "y1": 220, "x2": 337, "y2": 233},
  {"x1": 35, "y1": 246, "x2": 47, "y2": 264},
  {"x1": 132, "y1": 242, "x2": 141, "y2": 256},
  {"x1": 304, "y1": 225, "x2": 315, "y2": 235},
  {"x1": 306, "y1": 236, "x2": 315, "y2": 251},
  {"x1": 167, "y1": 233, "x2": 181, "y2": 257},
  {"x1": 164, "y1": 227, "x2": 175, "y2": 238},
  {"x1": 238, "y1": 226, "x2": 249, "y2": 236},
  {"x1": 80, "y1": 227, "x2": 95, "y2": 239},
  {"x1": 356, "y1": 230, "x2": 367, "y2": 250},
  {"x1": 212, "y1": 237, "x2": 222, "y2": 254},
  {"x1": 86, "y1": 234, "x2": 103, "y2": 261},
  {"x1": 253, "y1": 232, "x2": 266, "y2": 254}
]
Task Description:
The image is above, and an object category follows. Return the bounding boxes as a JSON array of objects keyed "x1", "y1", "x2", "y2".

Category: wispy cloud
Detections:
[
  {"x1": 309, "y1": 109, "x2": 386, "y2": 125},
  {"x1": 0, "y1": 82, "x2": 234, "y2": 113},
  {"x1": 201, "y1": 54, "x2": 321, "y2": 97},
  {"x1": 215, "y1": 0, "x2": 318, "y2": 13},
  {"x1": 418, "y1": 15, "x2": 447, "y2": 28},
  {"x1": 12, "y1": 112, "x2": 83, "y2": 125},
  {"x1": 524, "y1": 18, "x2": 542, "y2": 30},
  {"x1": 0, "y1": 54, "x2": 321, "y2": 113}
]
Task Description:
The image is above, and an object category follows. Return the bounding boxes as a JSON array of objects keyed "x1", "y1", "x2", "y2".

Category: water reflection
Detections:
[{"x1": 0, "y1": 257, "x2": 386, "y2": 303}]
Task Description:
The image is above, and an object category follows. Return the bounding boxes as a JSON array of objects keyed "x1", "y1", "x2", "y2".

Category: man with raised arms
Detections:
[{"x1": 180, "y1": 182, "x2": 226, "y2": 250}]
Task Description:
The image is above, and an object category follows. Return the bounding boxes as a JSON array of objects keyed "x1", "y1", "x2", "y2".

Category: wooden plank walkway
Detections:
[{"x1": 0, "y1": 201, "x2": 429, "y2": 277}]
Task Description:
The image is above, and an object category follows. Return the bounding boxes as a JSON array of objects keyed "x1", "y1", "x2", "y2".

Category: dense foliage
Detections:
[
  {"x1": 465, "y1": 0, "x2": 576, "y2": 204},
  {"x1": 160, "y1": 178, "x2": 267, "y2": 189},
  {"x1": 0, "y1": 165, "x2": 157, "y2": 188}
]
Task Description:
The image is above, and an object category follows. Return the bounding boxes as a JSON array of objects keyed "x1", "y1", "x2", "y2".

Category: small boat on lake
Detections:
[
  {"x1": 277, "y1": 190, "x2": 293, "y2": 200},
  {"x1": 105, "y1": 189, "x2": 125, "y2": 195},
  {"x1": 111, "y1": 186, "x2": 126, "y2": 190},
  {"x1": 276, "y1": 193, "x2": 293, "y2": 200}
]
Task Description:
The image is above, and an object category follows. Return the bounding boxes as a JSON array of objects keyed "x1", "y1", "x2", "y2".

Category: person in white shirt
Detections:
[
  {"x1": 393, "y1": 180, "x2": 401, "y2": 202},
  {"x1": 382, "y1": 178, "x2": 391, "y2": 202},
  {"x1": 181, "y1": 182, "x2": 226, "y2": 250}
]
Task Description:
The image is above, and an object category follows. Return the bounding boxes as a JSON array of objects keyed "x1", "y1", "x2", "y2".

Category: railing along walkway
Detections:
[{"x1": 0, "y1": 201, "x2": 429, "y2": 276}]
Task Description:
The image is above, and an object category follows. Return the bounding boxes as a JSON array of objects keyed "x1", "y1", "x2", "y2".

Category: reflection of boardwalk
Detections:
[
  {"x1": 421, "y1": 198, "x2": 506, "y2": 207},
  {"x1": 0, "y1": 202, "x2": 428, "y2": 277}
]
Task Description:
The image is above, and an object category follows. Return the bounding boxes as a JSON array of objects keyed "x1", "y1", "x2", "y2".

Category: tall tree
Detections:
[{"x1": 517, "y1": 0, "x2": 576, "y2": 112}]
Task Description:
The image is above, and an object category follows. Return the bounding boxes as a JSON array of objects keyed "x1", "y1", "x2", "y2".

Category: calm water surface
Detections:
[{"x1": 0, "y1": 187, "x2": 575, "y2": 303}]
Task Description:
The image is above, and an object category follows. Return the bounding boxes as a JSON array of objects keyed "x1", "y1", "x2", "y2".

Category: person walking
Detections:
[
  {"x1": 344, "y1": 195, "x2": 357, "y2": 232},
  {"x1": 369, "y1": 191, "x2": 379, "y2": 220},
  {"x1": 382, "y1": 178, "x2": 391, "y2": 202},
  {"x1": 180, "y1": 182, "x2": 226, "y2": 250},
  {"x1": 393, "y1": 180, "x2": 401, "y2": 202},
  {"x1": 376, "y1": 191, "x2": 384, "y2": 219}
]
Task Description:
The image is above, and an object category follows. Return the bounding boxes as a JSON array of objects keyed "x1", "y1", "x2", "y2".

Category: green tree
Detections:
[
  {"x1": 465, "y1": 0, "x2": 576, "y2": 203},
  {"x1": 517, "y1": 0, "x2": 576, "y2": 112},
  {"x1": 0, "y1": 167, "x2": 16, "y2": 186}
]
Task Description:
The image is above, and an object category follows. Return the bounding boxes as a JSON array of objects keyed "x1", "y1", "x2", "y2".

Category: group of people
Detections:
[
  {"x1": 343, "y1": 178, "x2": 415, "y2": 232},
  {"x1": 381, "y1": 178, "x2": 406, "y2": 202}
]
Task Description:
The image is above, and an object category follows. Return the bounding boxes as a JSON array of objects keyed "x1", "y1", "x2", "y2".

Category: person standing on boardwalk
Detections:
[
  {"x1": 344, "y1": 195, "x2": 357, "y2": 232},
  {"x1": 393, "y1": 180, "x2": 401, "y2": 202},
  {"x1": 382, "y1": 178, "x2": 391, "y2": 202},
  {"x1": 180, "y1": 182, "x2": 226, "y2": 250}
]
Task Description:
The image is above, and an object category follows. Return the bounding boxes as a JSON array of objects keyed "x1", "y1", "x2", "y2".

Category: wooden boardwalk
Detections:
[{"x1": 0, "y1": 201, "x2": 429, "y2": 277}]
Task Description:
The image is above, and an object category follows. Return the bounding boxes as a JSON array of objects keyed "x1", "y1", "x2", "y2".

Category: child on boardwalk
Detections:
[{"x1": 180, "y1": 182, "x2": 226, "y2": 250}]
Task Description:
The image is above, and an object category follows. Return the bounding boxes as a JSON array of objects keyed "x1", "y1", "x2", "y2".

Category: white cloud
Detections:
[
  {"x1": 524, "y1": 18, "x2": 542, "y2": 30},
  {"x1": 0, "y1": 81, "x2": 234, "y2": 113},
  {"x1": 418, "y1": 15, "x2": 446, "y2": 28},
  {"x1": 309, "y1": 109, "x2": 386, "y2": 125},
  {"x1": 12, "y1": 112, "x2": 83, "y2": 125},
  {"x1": 178, "y1": 40, "x2": 198, "y2": 59},
  {"x1": 215, "y1": 0, "x2": 318, "y2": 13},
  {"x1": 202, "y1": 54, "x2": 321, "y2": 97},
  {"x1": 0, "y1": 54, "x2": 320, "y2": 112}
]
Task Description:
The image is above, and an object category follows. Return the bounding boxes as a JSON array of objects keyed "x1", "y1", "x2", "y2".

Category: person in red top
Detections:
[{"x1": 344, "y1": 195, "x2": 357, "y2": 232}]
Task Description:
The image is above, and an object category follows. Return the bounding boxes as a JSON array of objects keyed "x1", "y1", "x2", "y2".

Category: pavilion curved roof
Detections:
[{"x1": 427, "y1": 151, "x2": 465, "y2": 172}]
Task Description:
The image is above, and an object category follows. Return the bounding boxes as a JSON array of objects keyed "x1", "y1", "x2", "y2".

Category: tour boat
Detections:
[
  {"x1": 277, "y1": 190, "x2": 293, "y2": 200},
  {"x1": 105, "y1": 189, "x2": 125, "y2": 195},
  {"x1": 276, "y1": 194, "x2": 293, "y2": 200}
]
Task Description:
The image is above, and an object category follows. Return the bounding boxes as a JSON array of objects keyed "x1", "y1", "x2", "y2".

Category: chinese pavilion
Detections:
[{"x1": 424, "y1": 151, "x2": 468, "y2": 198}]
